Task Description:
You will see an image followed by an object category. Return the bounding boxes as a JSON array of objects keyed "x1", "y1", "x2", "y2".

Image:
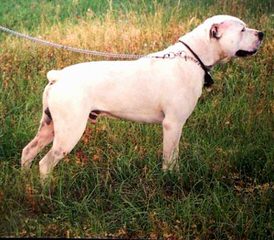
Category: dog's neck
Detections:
[
  {"x1": 177, "y1": 27, "x2": 226, "y2": 67},
  {"x1": 151, "y1": 26, "x2": 229, "y2": 67}
]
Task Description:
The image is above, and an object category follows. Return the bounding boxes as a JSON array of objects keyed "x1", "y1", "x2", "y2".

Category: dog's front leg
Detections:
[{"x1": 162, "y1": 118, "x2": 184, "y2": 171}]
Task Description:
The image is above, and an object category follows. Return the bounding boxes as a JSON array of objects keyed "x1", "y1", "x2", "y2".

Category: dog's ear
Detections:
[{"x1": 210, "y1": 23, "x2": 223, "y2": 39}]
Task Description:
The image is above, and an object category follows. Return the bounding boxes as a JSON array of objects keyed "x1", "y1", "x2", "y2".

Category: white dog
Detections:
[{"x1": 21, "y1": 15, "x2": 263, "y2": 179}]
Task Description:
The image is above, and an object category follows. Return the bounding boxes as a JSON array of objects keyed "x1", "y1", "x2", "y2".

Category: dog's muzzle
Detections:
[{"x1": 236, "y1": 31, "x2": 264, "y2": 57}]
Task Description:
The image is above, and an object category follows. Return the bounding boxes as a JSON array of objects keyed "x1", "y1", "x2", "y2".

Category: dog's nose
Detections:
[{"x1": 257, "y1": 31, "x2": 264, "y2": 41}]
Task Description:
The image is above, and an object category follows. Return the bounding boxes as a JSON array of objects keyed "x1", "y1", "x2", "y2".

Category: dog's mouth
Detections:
[{"x1": 235, "y1": 49, "x2": 257, "y2": 57}]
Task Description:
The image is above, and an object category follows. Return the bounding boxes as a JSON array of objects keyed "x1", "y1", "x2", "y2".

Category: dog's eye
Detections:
[{"x1": 241, "y1": 28, "x2": 246, "y2": 32}]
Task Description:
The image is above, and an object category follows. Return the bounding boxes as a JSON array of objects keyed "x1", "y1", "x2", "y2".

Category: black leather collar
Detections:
[{"x1": 179, "y1": 40, "x2": 214, "y2": 87}]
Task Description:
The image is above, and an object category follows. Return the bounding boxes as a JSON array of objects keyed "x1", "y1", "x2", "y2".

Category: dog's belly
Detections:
[{"x1": 93, "y1": 109, "x2": 164, "y2": 124}]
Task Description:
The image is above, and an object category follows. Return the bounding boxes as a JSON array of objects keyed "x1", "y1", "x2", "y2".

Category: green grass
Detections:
[{"x1": 0, "y1": 0, "x2": 273, "y2": 238}]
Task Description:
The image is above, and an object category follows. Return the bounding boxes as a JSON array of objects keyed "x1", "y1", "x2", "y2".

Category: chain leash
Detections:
[{"x1": 0, "y1": 25, "x2": 200, "y2": 65}]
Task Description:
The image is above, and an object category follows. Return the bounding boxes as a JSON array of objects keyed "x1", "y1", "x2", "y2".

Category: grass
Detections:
[{"x1": 0, "y1": 0, "x2": 273, "y2": 238}]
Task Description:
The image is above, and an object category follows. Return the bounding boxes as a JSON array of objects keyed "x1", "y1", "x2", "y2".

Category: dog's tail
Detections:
[
  {"x1": 42, "y1": 70, "x2": 60, "y2": 124},
  {"x1": 47, "y1": 70, "x2": 61, "y2": 84}
]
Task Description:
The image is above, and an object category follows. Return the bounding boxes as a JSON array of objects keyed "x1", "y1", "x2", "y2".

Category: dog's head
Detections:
[{"x1": 205, "y1": 15, "x2": 264, "y2": 60}]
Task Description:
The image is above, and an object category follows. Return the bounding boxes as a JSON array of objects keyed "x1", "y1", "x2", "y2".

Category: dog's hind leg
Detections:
[
  {"x1": 21, "y1": 82, "x2": 55, "y2": 169},
  {"x1": 38, "y1": 110, "x2": 89, "y2": 180},
  {"x1": 21, "y1": 110, "x2": 54, "y2": 169}
]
